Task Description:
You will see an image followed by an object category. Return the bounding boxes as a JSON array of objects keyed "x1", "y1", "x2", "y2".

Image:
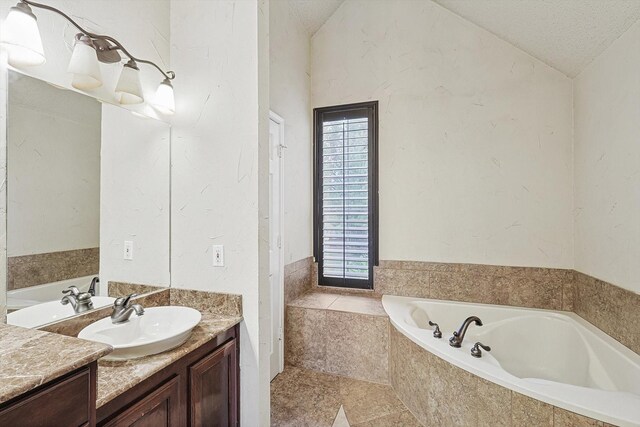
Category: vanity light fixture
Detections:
[
  {"x1": 0, "y1": 0, "x2": 176, "y2": 112},
  {"x1": 0, "y1": 2, "x2": 45, "y2": 67},
  {"x1": 67, "y1": 34, "x2": 102, "y2": 90},
  {"x1": 152, "y1": 78, "x2": 176, "y2": 115},
  {"x1": 115, "y1": 60, "x2": 144, "y2": 105}
]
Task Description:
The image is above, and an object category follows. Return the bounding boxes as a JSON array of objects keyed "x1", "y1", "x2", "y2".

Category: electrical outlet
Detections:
[
  {"x1": 124, "y1": 241, "x2": 134, "y2": 260},
  {"x1": 212, "y1": 245, "x2": 224, "y2": 267}
]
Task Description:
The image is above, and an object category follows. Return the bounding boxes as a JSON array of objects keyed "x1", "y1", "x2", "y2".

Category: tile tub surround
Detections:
[
  {"x1": 389, "y1": 326, "x2": 615, "y2": 427},
  {"x1": 374, "y1": 260, "x2": 575, "y2": 311},
  {"x1": 0, "y1": 322, "x2": 112, "y2": 405},
  {"x1": 306, "y1": 260, "x2": 640, "y2": 356},
  {"x1": 285, "y1": 257, "x2": 313, "y2": 305},
  {"x1": 286, "y1": 293, "x2": 389, "y2": 384},
  {"x1": 8, "y1": 247, "x2": 99, "y2": 290},
  {"x1": 574, "y1": 271, "x2": 640, "y2": 355},
  {"x1": 96, "y1": 312, "x2": 241, "y2": 408}
]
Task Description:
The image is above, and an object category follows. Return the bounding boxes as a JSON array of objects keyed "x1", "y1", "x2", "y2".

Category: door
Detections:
[
  {"x1": 269, "y1": 112, "x2": 285, "y2": 380},
  {"x1": 188, "y1": 339, "x2": 238, "y2": 427}
]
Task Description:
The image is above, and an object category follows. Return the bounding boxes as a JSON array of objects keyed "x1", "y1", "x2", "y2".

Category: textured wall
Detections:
[
  {"x1": 7, "y1": 73, "x2": 100, "y2": 257},
  {"x1": 100, "y1": 104, "x2": 170, "y2": 288},
  {"x1": 169, "y1": 0, "x2": 270, "y2": 423},
  {"x1": 270, "y1": 0, "x2": 313, "y2": 265},
  {"x1": 312, "y1": 0, "x2": 574, "y2": 269},
  {"x1": 573, "y1": 19, "x2": 640, "y2": 294}
]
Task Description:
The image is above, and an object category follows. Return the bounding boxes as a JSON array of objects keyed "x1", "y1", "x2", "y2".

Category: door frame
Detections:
[{"x1": 269, "y1": 110, "x2": 285, "y2": 376}]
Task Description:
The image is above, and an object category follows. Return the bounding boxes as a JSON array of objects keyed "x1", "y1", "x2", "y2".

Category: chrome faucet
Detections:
[
  {"x1": 61, "y1": 285, "x2": 94, "y2": 313},
  {"x1": 111, "y1": 293, "x2": 145, "y2": 324},
  {"x1": 88, "y1": 276, "x2": 99, "y2": 296},
  {"x1": 449, "y1": 316, "x2": 483, "y2": 348}
]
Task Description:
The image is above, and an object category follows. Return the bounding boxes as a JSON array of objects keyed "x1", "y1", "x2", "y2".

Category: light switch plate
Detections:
[
  {"x1": 124, "y1": 241, "x2": 133, "y2": 260},
  {"x1": 212, "y1": 245, "x2": 224, "y2": 267}
]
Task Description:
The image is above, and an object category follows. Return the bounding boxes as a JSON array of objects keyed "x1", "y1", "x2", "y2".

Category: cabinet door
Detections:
[
  {"x1": 101, "y1": 376, "x2": 181, "y2": 427},
  {"x1": 0, "y1": 367, "x2": 92, "y2": 427},
  {"x1": 189, "y1": 339, "x2": 238, "y2": 427}
]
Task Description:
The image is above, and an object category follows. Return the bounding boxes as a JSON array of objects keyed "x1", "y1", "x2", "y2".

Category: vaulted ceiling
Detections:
[
  {"x1": 432, "y1": 0, "x2": 640, "y2": 77},
  {"x1": 288, "y1": 0, "x2": 640, "y2": 78}
]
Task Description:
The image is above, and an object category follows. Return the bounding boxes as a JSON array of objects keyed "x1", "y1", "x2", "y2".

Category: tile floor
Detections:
[{"x1": 270, "y1": 367, "x2": 422, "y2": 427}]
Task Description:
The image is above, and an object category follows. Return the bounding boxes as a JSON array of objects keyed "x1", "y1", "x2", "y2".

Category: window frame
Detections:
[{"x1": 313, "y1": 101, "x2": 379, "y2": 289}]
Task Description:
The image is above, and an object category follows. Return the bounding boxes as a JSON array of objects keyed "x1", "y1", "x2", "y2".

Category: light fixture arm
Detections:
[{"x1": 20, "y1": 0, "x2": 175, "y2": 80}]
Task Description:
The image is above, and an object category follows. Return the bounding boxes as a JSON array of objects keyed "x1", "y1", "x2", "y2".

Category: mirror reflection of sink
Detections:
[
  {"x1": 7, "y1": 296, "x2": 116, "y2": 328},
  {"x1": 78, "y1": 306, "x2": 202, "y2": 361}
]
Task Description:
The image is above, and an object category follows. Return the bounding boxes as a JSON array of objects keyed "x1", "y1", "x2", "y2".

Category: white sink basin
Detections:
[
  {"x1": 7, "y1": 296, "x2": 116, "y2": 328},
  {"x1": 78, "y1": 306, "x2": 202, "y2": 361}
]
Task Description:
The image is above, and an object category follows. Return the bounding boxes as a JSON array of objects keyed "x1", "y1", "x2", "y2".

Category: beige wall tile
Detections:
[
  {"x1": 512, "y1": 392, "x2": 553, "y2": 426},
  {"x1": 285, "y1": 307, "x2": 327, "y2": 371},
  {"x1": 324, "y1": 311, "x2": 389, "y2": 384},
  {"x1": 328, "y1": 295, "x2": 387, "y2": 317},
  {"x1": 427, "y1": 353, "x2": 477, "y2": 426},
  {"x1": 375, "y1": 268, "x2": 430, "y2": 298},
  {"x1": 553, "y1": 407, "x2": 599, "y2": 426},
  {"x1": 8, "y1": 247, "x2": 99, "y2": 290},
  {"x1": 574, "y1": 271, "x2": 640, "y2": 354},
  {"x1": 389, "y1": 326, "x2": 431, "y2": 425}
]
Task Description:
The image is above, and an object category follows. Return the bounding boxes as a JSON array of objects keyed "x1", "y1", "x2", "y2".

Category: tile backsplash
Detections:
[{"x1": 8, "y1": 247, "x2": 99, "y2": 290}]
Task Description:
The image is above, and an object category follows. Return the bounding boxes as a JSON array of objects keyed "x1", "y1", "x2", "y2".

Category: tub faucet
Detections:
[
  {"x1": 61, "y1": 286, "x2": 94, "y2": 313},
  {"x1": 111, "y1": 293, "x2": 145, "y2": 324},
  {"x1": 449, "y1": 316, "x2": 483, "y2": 348},
  {"x1": 88, "y1": 276, "x2": 99, "y2": 296}
]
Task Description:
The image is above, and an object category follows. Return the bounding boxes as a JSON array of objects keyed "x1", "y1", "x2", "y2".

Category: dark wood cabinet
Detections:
[
  {"x1": 98, "y1": 325, "x2": 239, "y2": 427},
  {"x1": 101, "y1": 377, "x2": 181, "y2": 427},
  {"x1": 189, "y1": 339, "x2": 238, "y2": 427},
  {"x1": 0, "y1": 363, "x2": 97, "y2": 427}
]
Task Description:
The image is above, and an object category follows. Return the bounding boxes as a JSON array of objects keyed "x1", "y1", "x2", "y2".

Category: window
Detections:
[{"x1": 313, "y1": 101, "x2": 378, "y2": 289}]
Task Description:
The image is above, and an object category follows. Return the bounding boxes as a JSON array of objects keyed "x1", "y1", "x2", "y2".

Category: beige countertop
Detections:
[
  {"x1": 96, "y1": 312, "x2": 242, "y2": 408},
  {"x1": 0, "y1": 322, "x2": 112, "y2": 405}
]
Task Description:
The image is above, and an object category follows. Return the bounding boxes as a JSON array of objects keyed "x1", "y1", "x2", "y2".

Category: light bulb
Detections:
[
  {"x1": 67, "y1": 34, "x2": 102, "y2": 90},
  {"x1": 152, "y1": 78, "x2": 175, "y2": 115},
  {"x1": 0, "y1": 2, "x2": 45, "y2": 67},
  {"x1": 115, "y1": 60, "x2": 144, "y2": 104}
]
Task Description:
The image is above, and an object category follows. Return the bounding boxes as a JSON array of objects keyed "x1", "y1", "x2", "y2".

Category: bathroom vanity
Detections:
[
  {"x1": 96, "y1": 320, "x2": 239, "y2": 426},
  {"x1": 0, "y1": 290, "x2": 242, "y2": 427}
]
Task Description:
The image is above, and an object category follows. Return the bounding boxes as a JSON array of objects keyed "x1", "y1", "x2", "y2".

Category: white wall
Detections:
[
  {"x1": 269, "y1": 0, "x2": 313, "y2": 265},
  {"x1": 100, "y1": 104, "x2": 170, "y2": 287},
  {"x1": 170, "y1": 0, "x2": 270, "y2": 423},
  {"x1": 312, "y1": 0, "x2": 574, "y2": 268},
  {"x1": 7, "y1": 72, "x2": 100, "y2": 256},
  {"x1": 574, "y1": 20, "x2": 640, "y2": 293}
]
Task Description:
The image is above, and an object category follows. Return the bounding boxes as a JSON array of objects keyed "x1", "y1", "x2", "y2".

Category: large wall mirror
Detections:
[{"x1": 4, "y1": 70, "x2": 170, "y2": 328}]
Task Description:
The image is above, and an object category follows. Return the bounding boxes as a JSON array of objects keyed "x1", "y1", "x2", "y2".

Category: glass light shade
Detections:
[
  {"x1": 115, "y1": 61, "x2": 144, "y2": 105},
  {"x1": 0, "y1": 3, "x2": 45, "y2": 67},
  {"x1": 67, "y1": 36, "x2": 102, "y2": 90},
  {"x1": 153, "y1": 79, "x2": 175, "y2": 115}
]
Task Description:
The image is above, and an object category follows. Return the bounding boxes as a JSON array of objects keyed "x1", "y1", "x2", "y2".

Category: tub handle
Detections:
[
  {"x1": 428, "y1": 321, "x2": 442, "y2": 339},
  {"x1": 471, "y1": 342, "x2": 491, "y2": 358}
]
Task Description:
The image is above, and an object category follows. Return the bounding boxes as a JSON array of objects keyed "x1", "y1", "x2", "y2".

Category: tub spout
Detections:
[{"x1": 449, "y1": 316, "x2": 483, "y2": 348}]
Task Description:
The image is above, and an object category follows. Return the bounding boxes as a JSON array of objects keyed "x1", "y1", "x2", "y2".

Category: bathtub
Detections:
[
  {"x1": 383, "y1": 295, "x2": 640, "y2": 426},
  {"x1": 7, "y1": 275, "x2": 101, "y2": 311}
]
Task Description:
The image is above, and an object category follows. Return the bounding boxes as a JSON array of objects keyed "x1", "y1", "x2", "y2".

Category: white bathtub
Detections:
[{"x1": 383, "y1": 295, "x2": 640, "y2": 426}]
